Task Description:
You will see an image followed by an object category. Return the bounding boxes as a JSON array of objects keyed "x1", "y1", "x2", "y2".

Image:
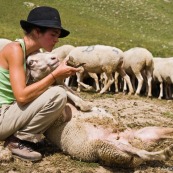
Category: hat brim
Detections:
[{"x1": 20, "y1": 20, "x2": 70, "y2": 38}]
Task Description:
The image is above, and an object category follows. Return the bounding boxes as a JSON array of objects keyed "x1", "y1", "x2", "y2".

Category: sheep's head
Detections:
[{"x1": 26, "y1": 52, "x2": 60, "y2": 84}]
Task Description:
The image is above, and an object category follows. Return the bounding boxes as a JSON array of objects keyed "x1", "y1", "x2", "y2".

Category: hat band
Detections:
[{"x1": 28, "y1": 20, "x2": 62, "y2": 28}]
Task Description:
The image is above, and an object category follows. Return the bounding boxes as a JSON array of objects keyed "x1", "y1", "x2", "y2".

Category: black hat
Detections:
[{"x1": 20, "y1": 6, "x2": 70, "y2": 38}]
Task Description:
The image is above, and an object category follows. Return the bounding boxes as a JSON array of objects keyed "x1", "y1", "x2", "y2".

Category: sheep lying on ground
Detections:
[
  {"x1": 153, "y1": 57, "x2": 173, "y2": 99},
  {"x1": 45, "y1": 103, "x2": 173, "y2": 168},
  {"x1": 66, "y1": 45, "x2": 134, "y2": 94},
  {"x1": 26, "y1": 52, "x2": 92, "y2": 111},
  {"x1": 118, "y1": 47, "x2": 154, "y2": 97},
  {"x1": 0, "y1": 38, "x2": 12, "y2": 51}
]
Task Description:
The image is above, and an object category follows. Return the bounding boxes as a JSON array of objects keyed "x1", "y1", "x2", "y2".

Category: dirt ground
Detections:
[{"x1": 1, "y1": 92, "x2": 173, "y2": 173}]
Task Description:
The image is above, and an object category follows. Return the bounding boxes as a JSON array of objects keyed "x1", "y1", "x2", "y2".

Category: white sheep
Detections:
[
  {"x1": 26, "y1": 52, "x2": 92, "y2": 112},
  {"x1": 153, "y1": 57, "x2": 173, "y2": 99},
  {"x1": 45, "y1": 102, "x2": 173, "y2": 168},
  {"x1": 52, "y1": 45, "x2": 101, "y2": 91},
  {"x1": 0, "y1": 38, "x2": 12, "y2": 51},
  {"x1": 119, "y1": 47, "x2": 154, "y2": 97},
  {"x1": 66, "y1": 45, "x2": 134, "y2": 94},
  {"x1": 51, "y1": 44, "x2": 75, "y2": 62}
]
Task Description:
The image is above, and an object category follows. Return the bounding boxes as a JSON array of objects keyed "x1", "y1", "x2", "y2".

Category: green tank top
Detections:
[{"x1": 0, "y1": 39, "x2": 26, "y2": 107}]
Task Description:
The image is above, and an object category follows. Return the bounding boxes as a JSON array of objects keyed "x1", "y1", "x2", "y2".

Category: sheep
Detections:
[
  {"x1": 51, "y1": 45, "x2": 75, "y2": 62},
  {"x1": 66, "y1": 45, "x2": 134, "y2": 94},
  {"x1": 45, "y1": 102, "x2": 173, "y2": 168},
  {"x1": 0, "y1": 38, "x2": 12, "y2": 51},
  {"x1": 51, "y1": 45, "x2": 76, "y2": 86},
  {"x1": 26, "y1": 52, "x2": 92, "y2": 112},
  {"x1": 118, "y1": 47, "x2": 154, "y2": 97},
  {"x1": 153, "y1": 57, "x2": 173, "y2": 99},
  {"x1": 52, "y1": 45, "x2": 101, "y2": 92}
]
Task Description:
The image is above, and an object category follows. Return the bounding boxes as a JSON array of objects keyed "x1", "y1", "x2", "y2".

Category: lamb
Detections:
[
  {"x1": 119, "y1": 47, "x2": 154, "y2": 97},
  {"x1": 153, "y1": 57, "x2": 173, "y2": 99},
  {"x1": 26, "y1": 52, "x2": 92, "y2": 112},
  {"x1": 45, "y1": 102, "x2": 173, "y2": 168},
  {"x1": 0, "y1": 38, "x2": 12, "y2": 51},
  {"x1": 66, "y1": 45, "x2": 134, "y2": 94}
]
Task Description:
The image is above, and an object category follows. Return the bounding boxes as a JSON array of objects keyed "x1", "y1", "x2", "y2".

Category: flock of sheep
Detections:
[
  {"x1": 1, "y1": 38, "x2": 173, "y2": 100},
  {"x1": 34, "y1": 42, "x2": 173, "y2": 100}
]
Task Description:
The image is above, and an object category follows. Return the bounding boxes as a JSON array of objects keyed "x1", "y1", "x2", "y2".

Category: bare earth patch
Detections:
[{"x1": 1, "y1": 92, "x2": 173, "y2": 173}]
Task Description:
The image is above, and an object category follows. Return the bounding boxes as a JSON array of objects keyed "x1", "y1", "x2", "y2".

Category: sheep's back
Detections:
[{"x1": 68, "y1": 45, "x2": 124, "y2": 73}]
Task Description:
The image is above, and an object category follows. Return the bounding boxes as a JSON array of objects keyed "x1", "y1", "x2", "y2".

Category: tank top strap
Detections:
[{"x1": 15, "y1": 38, "x2": 26, "y2": 69}]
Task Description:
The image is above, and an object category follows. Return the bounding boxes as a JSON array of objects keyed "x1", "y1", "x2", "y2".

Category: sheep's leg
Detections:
[
  {"x1": 100, "y1": 73, "x2": 114, "y2": 94},
  {"x1": 114, "y1": 72, "x2": 119, "y2": 93},
  {"x1": 117, "y1": 68, "x2": 134, "y2": 95},
  {"x1": 134, "y1": 126, "x2": 173, "y2": 143},
  {"x1": 96, "y1": 139, "x2": 173, "y2": 168},
  {"x1": 158, "y1": 82, "x2": 163, "y2": 99},
  {"x1": 146, "y1": 70, "x2": 153, "y2": 97},
  {"x1": 76, "y1": 71, "x2": 94, "y2": 91},
  {"x1": 66, "y1": 91, "x2": 92, "y2": 112},
  {"x1": 88, "y1": 72, "x2": 100, "y2": 92},
  {"x1": 76, "y1": 72, "x2": 83, "y2": 92},
  {"x1": 112, "y1": 140, "x2": 173, "y2": 161},
  {"x1": 134, "y1": 73, "x2": 143, "y2": 95}
]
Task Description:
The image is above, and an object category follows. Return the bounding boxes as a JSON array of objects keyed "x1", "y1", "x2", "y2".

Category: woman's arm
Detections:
[{"x1": 5, "y1": 43, "x2": 78, "y2": 106}]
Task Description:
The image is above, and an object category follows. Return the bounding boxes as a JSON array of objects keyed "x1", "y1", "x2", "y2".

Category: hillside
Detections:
[{"x1": 0, "y1": 0, "x2": 173, "y2": 56}]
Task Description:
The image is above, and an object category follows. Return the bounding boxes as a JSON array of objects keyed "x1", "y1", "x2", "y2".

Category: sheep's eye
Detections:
[
  {"x1": 28, "y1": 60, "x2": 34, "y2": 66},
  {"x1": 51, "y1": 57, "x2": 56, "y2": 60}
]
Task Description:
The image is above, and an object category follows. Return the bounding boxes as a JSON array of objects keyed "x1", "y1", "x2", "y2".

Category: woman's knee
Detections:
[{"x1": 48, "y1": 86, "x2": 67, "y2": 108}]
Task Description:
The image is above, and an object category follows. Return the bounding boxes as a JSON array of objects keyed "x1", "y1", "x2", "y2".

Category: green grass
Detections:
[{"x1": 1, "y1": 0, "x2": 173, "y2": 57}]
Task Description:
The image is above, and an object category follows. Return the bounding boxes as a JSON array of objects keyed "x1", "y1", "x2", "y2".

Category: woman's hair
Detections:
[{"x1": 23, "y1": 24, "x2": 49, "y2": 34}]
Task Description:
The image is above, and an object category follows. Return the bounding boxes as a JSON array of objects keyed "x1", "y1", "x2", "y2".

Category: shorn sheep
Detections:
[
  {"x1": 25, "y1": 51, "x2": 173, "y2": 168},
  {"x1": 45, "y1": 103, "x2": 173, "y2": 168},
  {"x1": 153, "y1": 57, "x2": 173, "y2": 99},
  {"x1": 120, "y1": 47, "x2": 154, "y2": 97},
  {"x1": 66, "y1": 45, "x2": 134, "y2": 94}
]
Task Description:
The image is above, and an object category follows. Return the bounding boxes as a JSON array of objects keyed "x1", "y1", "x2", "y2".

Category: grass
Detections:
[{"x1": 1, "y1": 0, "x2": 173, "y2": 57}]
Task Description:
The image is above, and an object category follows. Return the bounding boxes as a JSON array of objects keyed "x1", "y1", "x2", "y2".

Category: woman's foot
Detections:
[{"x1": 4, "y1": 135, "x2": 42, "y2": 161}]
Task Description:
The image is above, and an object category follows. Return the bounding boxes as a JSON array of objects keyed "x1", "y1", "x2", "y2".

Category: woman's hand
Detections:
[{"x1": 51, "y1": 59, "x2": 80, "y2": 80}]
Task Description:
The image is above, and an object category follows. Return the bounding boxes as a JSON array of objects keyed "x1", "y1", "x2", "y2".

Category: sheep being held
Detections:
[{"x1": 26, "y1": 52, "x2": 91, "y2": 112}]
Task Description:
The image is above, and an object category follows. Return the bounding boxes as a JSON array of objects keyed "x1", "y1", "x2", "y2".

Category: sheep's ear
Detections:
[
  {"x1": 68, "y1": 56, "x2": 74, "y2": 61},
  {"x1": 67, "y1": 56, "x2": 76, "y2": 67}
]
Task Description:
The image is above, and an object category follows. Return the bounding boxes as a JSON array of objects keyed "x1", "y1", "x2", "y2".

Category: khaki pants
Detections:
[{"x1": 0, "y1": 86, "x2": 67, "y2": 142}]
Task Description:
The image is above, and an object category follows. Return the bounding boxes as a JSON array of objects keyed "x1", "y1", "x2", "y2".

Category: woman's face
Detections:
[{"x1": 38, "y1": 28, "x2": 61, "y2": 52}]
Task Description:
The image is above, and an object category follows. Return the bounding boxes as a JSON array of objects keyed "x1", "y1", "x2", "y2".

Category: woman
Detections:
[{"x1": 0, "y1": 6, "x2": 79, "y2": 161}]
